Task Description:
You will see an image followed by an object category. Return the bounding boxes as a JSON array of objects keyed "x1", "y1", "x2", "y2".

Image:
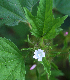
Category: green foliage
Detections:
[
  {"x1": 23, "y1": 0, "x2": 39, "y2": 12},
  {"x1": 0, "y1": 0, "x2": 39, "y2": 26},
  {"x1": 0, "y1": 0, "x2": 70, "y2": 80},
  {"x1": 0, "y1": 22, "x2": 30, "y2": 48},
  {"x1": 53, "y1": 0, "x2": 70, "y2": 16},
  {"x1": 0, "y1": 0, "x2": 25, "y2": 26},
  {"x1": 0, "y1": 37, "x2": 25, "y2": 80},
  {"x1": 43, "y1": 15, "x2": 67, "y2": 39},
  {"x1": 50, "y1": 70, "x2": 64, "y2": 80},
  {"x1": 24, "y1": 0, "x2": 68, "y2": 39},
  {"x1": 69, "y1": 49, "x2": 70, "y2": 62},
  {"x1": 51, "y1": 62, "x2": 58, "y2": 70},
  {"x1": 40, "y1": 57, "x2": 51, "y2": 79},
  {"x1": 21, "y1": 48, "x2": 33, "y2": 51}
]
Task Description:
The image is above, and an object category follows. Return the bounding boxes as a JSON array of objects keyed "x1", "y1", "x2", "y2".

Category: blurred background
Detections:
[{"x1": 0, "y1": 0, "x2": 70, "y2": 80}]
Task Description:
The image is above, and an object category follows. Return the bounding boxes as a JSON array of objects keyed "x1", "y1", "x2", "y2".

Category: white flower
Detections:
[{"x1": 33, "y1": 49, "x2": 45, "y2": 61}]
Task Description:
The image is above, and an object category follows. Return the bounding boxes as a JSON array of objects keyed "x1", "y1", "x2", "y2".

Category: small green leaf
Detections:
[
  {"x1": 40, "y1": 57, "x2": 51, "y2": 79},
  {"x1": 0, "y1": 37, "x2": 25, "y2": 80},
  {"x1": 21, "y1": 48, "x2": 33, "y2": 51},
  {"x1": 51, "y1": 62, "x2": 58, "y2": 70}
]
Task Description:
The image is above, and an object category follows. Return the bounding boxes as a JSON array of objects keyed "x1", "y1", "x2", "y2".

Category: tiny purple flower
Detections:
[
  {"x1": 64, "y1": 32, "x2": 68, "y2": 36},
  {"x1": 30, "y1": 64, "x2": 36, "y2": 70}
]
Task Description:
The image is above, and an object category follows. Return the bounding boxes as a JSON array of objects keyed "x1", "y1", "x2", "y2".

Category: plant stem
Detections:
[{"x1": 47, "y1": 73, "x2": 49, "y2": 80}]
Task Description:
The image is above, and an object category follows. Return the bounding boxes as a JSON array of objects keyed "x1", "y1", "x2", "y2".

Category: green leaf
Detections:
[
  {"x1": 24, "y1": 0, "x2": 68, "y2": 39},
  {"x1": 40, "y1": 57, "x2": 51, "y2": 79},
  {"x1": 43, "y1": 15, "x2": 68, "y2": 39},
  {"x1": 0, "y1": 37, "x2": 25, "y2": 80},
  {"x1": 53, "y1": 0, "x2": 70, "y2": 16},
  {"x1": 0, "y1": 0, "x2": 26, "y2": 26},
  {"x1": 0, "y1": 0, "x2": 39, "y2": 26},
  {"x1": 21, "y1": 48, "x2": 33, "y2": 51},
  {"x1": 51, "y1": 62, "x2": 58, "y2": 70}
]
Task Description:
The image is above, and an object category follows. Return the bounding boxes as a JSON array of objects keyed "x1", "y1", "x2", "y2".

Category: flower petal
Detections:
[
  {"x1": 38, "y1": 57, "x2": 42, "y2": 61},
  {"x1": 42, "y1": 52, "x2": 45, "y2": 57},
  {"x1": 30, "y1": 64, "x2": 36, "y2": 70},
  {"x1": 33, "y1": 55, "x2": 38, "y2": 59}
]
